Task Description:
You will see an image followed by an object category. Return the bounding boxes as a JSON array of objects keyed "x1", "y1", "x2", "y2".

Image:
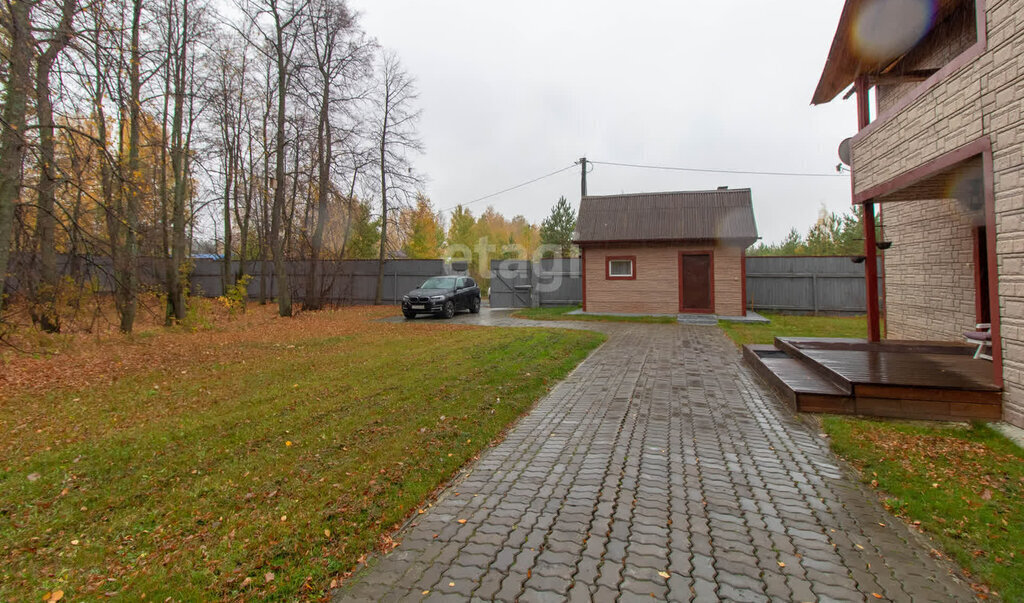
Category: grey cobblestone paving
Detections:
[{"x1": 335, "y1": 310, "x2": 974, "y2": 601}]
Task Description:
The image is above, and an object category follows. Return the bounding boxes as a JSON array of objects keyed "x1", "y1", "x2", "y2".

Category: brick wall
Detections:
[
  {"x1": 883, "y1": 199, "x2": 981, "y2": 340},
  {"x1": 582, "y1": 242, "x2": 745, "y2": 316},
  {"x1": 711, "y1": 245, "x2": 745, "y2": 316},
  {"x1": 850, "y1": 0, "x2": 1024, "y2": 427}
]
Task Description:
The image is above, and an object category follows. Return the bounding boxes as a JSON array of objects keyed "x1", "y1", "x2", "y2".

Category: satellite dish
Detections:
[{"x1": 838, "y1": 137, "x2": 852, "y2": 166}]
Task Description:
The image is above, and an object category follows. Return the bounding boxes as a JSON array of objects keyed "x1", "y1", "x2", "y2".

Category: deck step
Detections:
[
  {"x1": 774, "y1": 337, "x2": 854, "y2": 394},
  {"x1": 744, "y1": 339, "x2": 1003, "y2": 421},
  {"x1": 743, "y1": 345, "x2": 853, "y2": 413}
]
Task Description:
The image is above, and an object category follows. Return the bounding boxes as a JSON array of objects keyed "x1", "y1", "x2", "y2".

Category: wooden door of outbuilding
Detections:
[{"x1": 679, "y1": 252, "x2": 714, "y2": 313}]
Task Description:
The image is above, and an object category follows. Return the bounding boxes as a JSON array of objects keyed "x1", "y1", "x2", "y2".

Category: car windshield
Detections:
[{"x1": 419, "y1": 277, "x2": 457, "y2": 289}]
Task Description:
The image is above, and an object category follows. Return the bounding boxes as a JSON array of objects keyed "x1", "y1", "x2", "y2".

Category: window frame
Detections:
[{"x1": 605, "y1": 256, "x2": 637, "y2": 280}]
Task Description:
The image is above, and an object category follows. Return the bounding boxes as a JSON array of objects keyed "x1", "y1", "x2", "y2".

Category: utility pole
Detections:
[{"x1": 579, "y1": 156, "x2": 588, "y2": 197}]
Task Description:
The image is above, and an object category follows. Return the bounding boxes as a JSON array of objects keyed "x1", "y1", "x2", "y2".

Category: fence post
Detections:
[
  {"x1": 811, "y1": 273, "x2": 819, "y2": 316},
  {"x1": 530, "y1": 261, "x2": 540, "y2": 308}
]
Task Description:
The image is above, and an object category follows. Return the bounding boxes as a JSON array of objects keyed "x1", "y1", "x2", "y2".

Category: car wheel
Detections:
[
  {"x1": 403, "y1": 310, "x2": 416, "y2": 319},
  {"x1": 470, "y1": 296, "x2": 481, "y2": 314},
  {"x1": 442, "y1": 300, "x2": 455, "y2": 319}
]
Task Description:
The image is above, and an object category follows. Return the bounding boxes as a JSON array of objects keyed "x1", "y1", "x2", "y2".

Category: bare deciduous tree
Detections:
[
  {"x1": 372, "y1": 51, "x2": 422, "y2": 305},
  {"x1": 0, "y1": 0, "x2": 424, "y2": 333}
]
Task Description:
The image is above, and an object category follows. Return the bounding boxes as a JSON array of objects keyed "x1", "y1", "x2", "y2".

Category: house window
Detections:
[{"x1": 606, "y1": 256, "x2": 636, "y2": 280}]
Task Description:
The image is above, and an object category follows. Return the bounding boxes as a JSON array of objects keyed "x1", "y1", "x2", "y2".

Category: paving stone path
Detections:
[{"x1": 336, "y1": 310, "x2": 973, "y2": 602}]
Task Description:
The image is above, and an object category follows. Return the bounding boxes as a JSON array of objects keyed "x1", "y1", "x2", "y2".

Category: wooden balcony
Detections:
[{"x1": 744, "y1": 337, "x2": 1001, "y2": 421}]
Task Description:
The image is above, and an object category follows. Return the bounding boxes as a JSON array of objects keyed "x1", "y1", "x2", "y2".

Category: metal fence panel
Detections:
[
  {"x1": 191, "y1": 258, "x2": 444, "y2": 304},
  {"x1": 3, "y1": 254, "x2": 447, "y2": 305},
  {"x1": 5, "y1": 253, "x2": 880, "y2": 314},
  {"x1": 488, "y1": 259, "x2": 582, "y2": 308},
  {"x1": 488, "y1": 255, "x2": 879, "y2": 314},
  {"x1": 489, "y1": 260, "x2": 532, "y2": 308},
  {"x1": 537, "y1": 258, "x2": 581, "y2": 306}
]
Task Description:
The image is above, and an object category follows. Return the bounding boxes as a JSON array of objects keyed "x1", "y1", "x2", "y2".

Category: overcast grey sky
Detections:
[{"x1": 349, "y1": 1, "x2": 857, "y2": 244}]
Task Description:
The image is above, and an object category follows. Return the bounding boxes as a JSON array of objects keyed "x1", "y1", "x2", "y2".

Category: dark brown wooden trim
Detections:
[
  {"x1": 746, "y1": 254, "x2": 865, "y2": 259},
  {"x1": 973, "y1": 225, "x2": 985, "y2": 324},
  {"x1": 879, "y1": 207, "x2": 888, "y2": 338},
  {"x1": 605, "y1": 255, "x2": 637, "y2": 280},
  {"x1": 741, "y1": 249, "x2": 747, "y2": 317},
  {"x1": 852, "y1": 137, "x2": 992, "y2": 204},
  {"x1": 854, "y1": 384, "x2": 1000, "y2": 404},
  {"x1": 678, "y1": 250, "x2": 715, "y2": 314},
  {"x1": 855, "y1": 75, "x2": 870, "y2": 130},
  {"x1": 982, "y1": 146, "x2": 1003, "y2": 388},
  {"x1": 581, "y1": 248, "x2": 587, "y2": 312},
  {"x1": 864, "y1": 202, "x2": 881, "y2": 342},
  {"x1": 852, "y1": 0, "x2": 987, "y2": 143}
]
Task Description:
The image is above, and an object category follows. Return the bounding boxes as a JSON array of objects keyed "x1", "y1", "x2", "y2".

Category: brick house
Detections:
[
  {"x1": 812, "y1": 0, "x2": 1023, "y2": 427},
  {"x1": 573, "y1": 189, "x2": 758, "y2": 316}
]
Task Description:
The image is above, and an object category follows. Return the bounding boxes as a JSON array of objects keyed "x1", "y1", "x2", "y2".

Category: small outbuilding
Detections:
[{"x1": 573, "y1": 189, "x2": 758, "y2": 316}]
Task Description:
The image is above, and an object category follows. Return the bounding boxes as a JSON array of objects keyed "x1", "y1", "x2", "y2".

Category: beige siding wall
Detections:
[
  {"x1": 883, "y1": 199, "x2": 980, "y2": 340},
  {"x1": 583, "y1": 243, "x2": 744, "y2": 316},
  {"x1": 876, "y1": 3, "x2": 977, "y2": 114},
  {"x1": 851, "y1": 0, "x2": 1024, "y2": 427}
]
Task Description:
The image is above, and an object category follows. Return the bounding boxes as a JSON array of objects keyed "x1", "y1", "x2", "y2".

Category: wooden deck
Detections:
[{"x1": 744, "y1": 337, "x2": 1001, "y2": 421}]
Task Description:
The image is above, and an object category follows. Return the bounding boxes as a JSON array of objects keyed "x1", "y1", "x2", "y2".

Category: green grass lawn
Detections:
[
  {"x1": 0, "y1": 319, "x2": 604, "y2": 600},
  {"x1": 822, "y1": 417, "x2": 1023, "y2": 599},
  {"x1": 511, "y1": 305, "x2": 676, "y2": 324},
  {"x1": 719, "y1": 312, "x2": 869, "y2": 346}
]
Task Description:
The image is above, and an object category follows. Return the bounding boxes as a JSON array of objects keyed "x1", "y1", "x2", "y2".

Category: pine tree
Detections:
[
  {"x1": 345, "y1": 201, "x2": 381, "y2": 259},
  {"x1": 539, "y1": 196, "x2": 577, "y2": 258}
]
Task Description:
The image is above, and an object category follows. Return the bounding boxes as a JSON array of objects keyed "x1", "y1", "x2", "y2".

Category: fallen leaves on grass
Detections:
[
  {"x1": 826, "y1": 417, "x2": 1024, "y2": 601},
  {"x1": 0, "y1": 304, "x2": 397, "y2": 400},
  {"x1": 1, "y1": 304, "x2": 605, "y2": 601}
]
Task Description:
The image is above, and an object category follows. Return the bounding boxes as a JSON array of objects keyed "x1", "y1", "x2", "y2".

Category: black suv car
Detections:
[{"x1": 402, "y1": 275, "x2": 481, "y2": 319}]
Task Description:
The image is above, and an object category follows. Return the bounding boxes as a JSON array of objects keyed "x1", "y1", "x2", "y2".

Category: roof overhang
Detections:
[{"x1": 811, "y1": 0, "x2": 967, "y2": 105}]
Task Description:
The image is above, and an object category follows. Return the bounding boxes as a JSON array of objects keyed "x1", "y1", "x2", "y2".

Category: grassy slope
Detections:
[
  {"x1": 0, "y1": 320, "x2": 604, "y2": 600},
  {"x1": 718, "y1": 312, "x2": 868, "y2": 346},
  {"x1": 823, "y1": 418, "x2": 1023, "y2": 599},
  {"x1": 512, "y1": 305, "x2": 676, "y2": 324}
]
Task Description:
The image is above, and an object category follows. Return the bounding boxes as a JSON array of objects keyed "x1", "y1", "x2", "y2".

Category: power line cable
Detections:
[
  {"x1": 437, "y1": 163, "x2": 578, "y2": 214},
  {"x1": 589, "y1": 160, "x2": 847, "y2": 178}
]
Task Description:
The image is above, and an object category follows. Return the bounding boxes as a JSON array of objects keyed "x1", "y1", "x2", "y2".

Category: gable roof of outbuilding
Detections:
[{"x1": 573, "y1": 189, "x2": 758, "y2": 246}]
